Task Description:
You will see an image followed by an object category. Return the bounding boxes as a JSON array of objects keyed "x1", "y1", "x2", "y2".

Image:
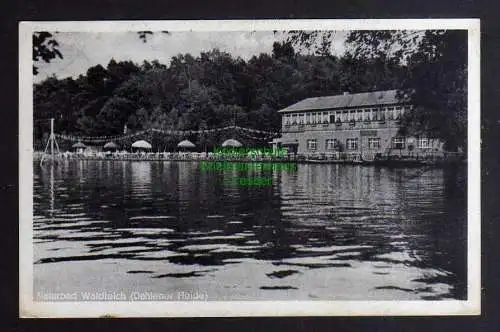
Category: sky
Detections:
[{"x1": 34, "y1": 31, "x2": 348, "y2": 83}]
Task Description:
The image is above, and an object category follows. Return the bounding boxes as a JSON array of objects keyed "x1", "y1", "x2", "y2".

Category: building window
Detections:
[
  {"x1": 349, "y1": 110, "x2": 356, "y2": 121},
  {"x1": 307, "y1": 139, "x2": 317, "y2": 150},
  {"x1": 325, "y1": 139, "x2": 338, "y2": 150},
  {"x1": 394, "y1": 106, "x2": 402, "y2": 119},
  {"x1": 335, "y1": 111, "x2": 341, "y2": 122},
  {"x1": 371, "y1": 108, "x2": 378, "y2": 121},
  {"x1": 368, "y1": 137, "x2": 381, "y2": 149},
  {"x1": 363, "y1": 109, "x2": 371, "y2": 121},
  {"x1": 346, "y1": 138, "x2": 358, "y2": 150},
  {"x1": 391, "y1": 137, "x2": 406, "y2": 149},
  {"x1": 284, "y1": 115, "x2": 289, "y2": 125},
  {"x1": 323, "y1": 112, "x2": 329, "y2": 123},
  {"x1": 298, "y1": 113, "x2": 304, "y2": 124},
  {"x1": 342, "y1": 111, "x2": 348, "y2": 122},
  {"x1": 394, "y1": 106, "x2": 401, "y2": 120},
  {"x1": 417, "y1": 138, "x2": 430, "y2": 148},
  {"x1": 291, "y1": 114, "x2": 297, "y2": 125},
  {"x1": 357, "y1": 109, "x2": 363, "y2": 121},
  {"x1": 387, "y1": 107, "x2": 395, "y2": 120},
  {"x1": 379, "y1": 108, "x2": 386, "y2": 120}
]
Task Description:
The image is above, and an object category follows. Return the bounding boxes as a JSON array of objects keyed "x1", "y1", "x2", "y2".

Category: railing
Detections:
[
  {"x1": 282, "y1": 151, "x2": 465, "y2": 163},
  {"x1": 283, "y1": 120, "x2": 401, "y2": 132},
  {"x1": 34, "y1": 151, "x2": 291, "y2": 162}
]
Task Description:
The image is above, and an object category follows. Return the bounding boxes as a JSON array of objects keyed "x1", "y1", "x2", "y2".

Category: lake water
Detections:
[{"x1": 33, "y1": 160, "x2": 467, "y2": 301}]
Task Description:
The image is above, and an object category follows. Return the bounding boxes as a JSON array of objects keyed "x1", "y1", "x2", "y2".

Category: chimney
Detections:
[{"x1": 343, "y1": 91, "x2": 349, "y2": 96}]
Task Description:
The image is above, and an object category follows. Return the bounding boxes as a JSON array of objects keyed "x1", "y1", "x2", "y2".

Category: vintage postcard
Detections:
[{"x1": 19, "y1": 19, "x2": 480, "y2": 317}]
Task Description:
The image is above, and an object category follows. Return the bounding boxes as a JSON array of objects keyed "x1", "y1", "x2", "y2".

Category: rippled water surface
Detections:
[{"x1": 33, "y1": 160, "x2": 467, "y2": 300}]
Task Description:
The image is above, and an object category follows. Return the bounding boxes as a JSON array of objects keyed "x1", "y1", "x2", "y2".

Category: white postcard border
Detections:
[{"x1": 19, "y1": 19, "x2": 481, "y2": 318}]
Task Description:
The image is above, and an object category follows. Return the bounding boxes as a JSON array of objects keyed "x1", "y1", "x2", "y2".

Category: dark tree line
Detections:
[{"x1": 33, "y1": 30, "x2": 467, "y2": 151}]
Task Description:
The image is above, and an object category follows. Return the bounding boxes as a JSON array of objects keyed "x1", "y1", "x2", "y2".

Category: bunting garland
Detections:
[
  {"x1": 235, "y1": 127, "x2": 279, "y2": 141},
  {"x1": 233, "y1": 125, "x2": 280, "y2": 137},
  {"x1": 54, "y1": 125, "x2": 281, "y2": 144}
]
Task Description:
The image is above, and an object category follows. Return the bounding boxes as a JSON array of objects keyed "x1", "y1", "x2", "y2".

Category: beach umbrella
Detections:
[
  {"x1": 103, "y1": 141, "x2": 119, "y2": 150},
  {"x1": 221, "y1": 139, "x2": 243, "y2": 147},
  {"x1": 177, "y1": 139, "x2": 196, "y2": 149},
  {"x1": 72, "y1": 142, "x2": 86, "y2": 148},
  {"x1": 72, "y1": 141, "x2": 86, "y2": 153},
  {"x1": 131, "y1": 140, "x2": 152, "y2": 150}
]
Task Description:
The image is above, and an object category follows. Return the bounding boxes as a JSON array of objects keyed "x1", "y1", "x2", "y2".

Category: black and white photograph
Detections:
[{"x1": 19, "y1": 20, "x2": 480, "y2": 317}]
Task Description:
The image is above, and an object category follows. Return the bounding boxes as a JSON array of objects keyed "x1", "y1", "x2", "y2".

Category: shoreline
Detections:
[{"x1": 32, "y1": 151, "x2": 465, "y2": 167}]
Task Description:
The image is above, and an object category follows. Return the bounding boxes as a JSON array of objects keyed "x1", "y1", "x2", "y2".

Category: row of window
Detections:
[
  {"x1": 306, "y1": 137, "x2": 432, "y2": 151},
  {"x1": 283, "y1": 105, "x2": 411, "y2": 125}
]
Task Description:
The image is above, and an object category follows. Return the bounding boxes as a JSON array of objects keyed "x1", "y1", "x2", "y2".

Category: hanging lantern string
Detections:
[{"x1": 53, "y1": 125, "x2": 281, "y2": 143}]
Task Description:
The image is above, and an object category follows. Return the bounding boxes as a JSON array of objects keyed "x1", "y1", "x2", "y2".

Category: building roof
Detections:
[{"x1": 278, "y1": 90, "x2": 409, "y2": 113}]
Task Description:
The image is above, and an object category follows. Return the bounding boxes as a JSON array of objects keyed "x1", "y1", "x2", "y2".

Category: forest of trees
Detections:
[{"x1": 33, "y1": 30, "x2": 467, "y2": 152}]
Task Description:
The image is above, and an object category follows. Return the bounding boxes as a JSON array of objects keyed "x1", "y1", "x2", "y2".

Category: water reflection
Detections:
[
  {"x1": 33, "y1": 160, "x2": 467, "y2": 300},
  {"x1": 130, "y1": 162, "x2": 152, "y2": 198}
]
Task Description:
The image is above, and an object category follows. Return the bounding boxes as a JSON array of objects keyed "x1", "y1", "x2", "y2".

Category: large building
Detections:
[{"x1": 275, "y1": 90, "x2": 444, "y2": 157}]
